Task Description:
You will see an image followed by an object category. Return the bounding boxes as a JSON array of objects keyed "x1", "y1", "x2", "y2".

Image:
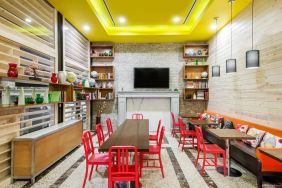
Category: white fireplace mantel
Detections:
[{"x1": 117, "y1": 91, "x2": 180, "y2": 126}]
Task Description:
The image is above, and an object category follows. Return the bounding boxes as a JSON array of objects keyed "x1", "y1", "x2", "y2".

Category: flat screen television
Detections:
[{"x1": 134, "y1": 68, "x2": 169, "y2": 88}]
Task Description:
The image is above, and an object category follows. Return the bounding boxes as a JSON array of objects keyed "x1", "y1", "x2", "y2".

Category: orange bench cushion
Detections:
[{"x1": 205, "y1": 111, "x2": 282, "y2": 172}]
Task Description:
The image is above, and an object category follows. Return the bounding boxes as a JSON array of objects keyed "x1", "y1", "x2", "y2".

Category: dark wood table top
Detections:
[
  {"x1": 99, "y1": 119, "x2": 149, "y2": 152},
  {"x1": 206, "y1": 129, "x2": 256, "y2": 140},
  {"x1": 259, "y1": 148, "x2": 282, "y2": 163},
  {"x1": 188, "y1": 119, "x2": 218, "y2": 126},
  {"x1": 182, "y1": 115, "x2": 199, "y2": 119}
]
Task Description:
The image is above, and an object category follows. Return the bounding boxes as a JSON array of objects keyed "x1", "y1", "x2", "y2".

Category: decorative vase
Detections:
[
  {"x1": 31, "y1": 88, "x2": 36, "y2": 100},
  {"x1": 102, "y1": 82, "x2": 106, "y2": 88},
  {"x1": 2, "y1": 87, "x2": 10, "y2": 105},
  {"x1": 106, "y1": 82, "x2": 112, "y2": 88},
  {"x1": 7, "y1": 63, "x2": 18, "y2": 77},
  {"x1": 91, "y1": 71, "x2": 98, "y2": 78},
  {"x1": 18, "y1": 87, "x2": 25, "y2": 105},
  {"x1": 195, "y1": 59, "x2": 199, "y2": 66},
  {"x1": 67, "y1": 72, "x2": 77, "y2": 84},
  {"x1": 43, "y1": 88, "x2": 49, "y2": 103},
  {"x1": 51, "y1": 73, "x2": 58, "y2": 83},
  {"x1": 35, "y1": 94, "x2": 44, "y2": 104},
  {"x1": 58, "y1": 71, "x2": 67, "y2": 84},
  {"x1": 201, "y1": 71, "x2": 208, "y2": 79}
]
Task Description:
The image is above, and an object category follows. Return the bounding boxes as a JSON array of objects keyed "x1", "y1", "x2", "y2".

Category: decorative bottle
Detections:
[
  {"x1": 18, "y1": 87, "x2": 25, "y2": 105},
  {"x1": 43, "y1": 88, "x2": 49, "y2": 103},
  {"x1": 7, "y1": 63, "x2": 18, "y2": 77}
]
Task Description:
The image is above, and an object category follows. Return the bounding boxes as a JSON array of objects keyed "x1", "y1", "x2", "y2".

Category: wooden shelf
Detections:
[
  {"x1": 184, "y1": 88, "x2": 209, "y2": 90},
  {"x1": 92, "y1": 99, "x2": 114, "y2": 101},
  {"x1": 90, "y1": 43, "x2": 114, "y2": 62},
  {"x1": 184, "y1": 99, "x2": 208, "y2": 101},
  {"x1": 184, "y1": 78, "x2": 208, "y2": 81},
  {"x1": 183, "y1": 44, "x2": 209, "y2": 59},
  {"x1": 184, "y1": 55, "x2": 209, "y2": 58},
  {"x1": 95, "y1": 79, "x2": 115, "y2": 81},
  {"x1": 91, "y1": 56, "x2": 114, "y2": 59},
  {"x1": 184, "y1": 65, "x2": 209, "y2": 67}
]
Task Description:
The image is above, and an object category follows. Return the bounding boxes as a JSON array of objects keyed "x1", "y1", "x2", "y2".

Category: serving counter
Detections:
[{"x1": 12, "y1": 120, "x2": 83, "y2": 183}]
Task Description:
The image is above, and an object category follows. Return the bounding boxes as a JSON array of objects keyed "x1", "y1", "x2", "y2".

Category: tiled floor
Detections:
[{"x1": 6, "y1": 132, "x2": 281, "y2": 188}]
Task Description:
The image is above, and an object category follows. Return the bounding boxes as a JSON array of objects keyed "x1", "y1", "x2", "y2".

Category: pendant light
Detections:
[
  {"x1": 212, "y1": 17, "x2": 220, "y2": 77},
  {"x1": 246, "y1": 0, "x2": 259, "y2": 68},
  {"x1": 226, "y1": 0, "x2": 237, "y2": 73}
]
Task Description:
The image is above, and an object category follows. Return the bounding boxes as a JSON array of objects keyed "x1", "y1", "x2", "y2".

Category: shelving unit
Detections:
[
  {"x1": 90, "y1": 65, "x2": 115, "y2": 100},
  {"x1": 183, "y1": 44, "x2": 209, "y2": 106},
  {"x1": 90, "y1": 44, "x2": 114, "y2": 62}
]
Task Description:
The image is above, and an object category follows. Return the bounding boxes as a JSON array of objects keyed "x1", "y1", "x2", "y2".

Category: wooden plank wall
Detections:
[
  {"x1": 63, "y1": 20, "x2": 90, "y2": 129},
  {"x1": 207, "y1": 0, "x2": 282, "y2": 129},
  {"x1": 0, "y1": 0, "x2": 57, "y2": 183}
]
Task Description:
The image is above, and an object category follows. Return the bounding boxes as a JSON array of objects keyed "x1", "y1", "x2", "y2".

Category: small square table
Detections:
[
  {"x1": 187, "y1": 119, "x2": 218, "y2": 127},
  {"x1": 259, "y1": 148, "x2": 282, "y2": 163},
  {"x1": 206, "y1": 129, "x2": 256, "y2": 177}
]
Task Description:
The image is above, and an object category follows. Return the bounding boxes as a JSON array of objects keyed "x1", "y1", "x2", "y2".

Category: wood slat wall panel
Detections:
[
  {"x1": 63, "y1": 20, "x2": 89, "y2": 81},
  {"x1": 0, "y1": 38, "x2": 55, "y2": 80},
  {"x1": 207, "y1": 0, "x2": 282, "y2": 129},
  {"x1": 0, "y1": 0, "x2": 55, "y2": 48}
]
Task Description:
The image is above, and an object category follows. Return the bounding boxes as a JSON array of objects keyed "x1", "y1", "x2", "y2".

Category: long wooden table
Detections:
[
  {"x1": 206, "y1": 129, "x2": 256, "y2": 177},
  {"x1": 188, "y1": 119, "x2": 218, "y2": 127},
  {"x1": 99, "y1": 119, "x2": 149, "y2": 152}
]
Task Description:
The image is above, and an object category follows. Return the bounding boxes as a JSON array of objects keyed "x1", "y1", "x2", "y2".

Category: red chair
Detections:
[
  {"x1": 140, "y1": 126, "x2": 165, "y2": 178},
  {"x1": 149, "y1": 119, "x2": 161, "y2": 142},
  {"x1": 108, "y1": 146, "x2": 139, "y2": 188},
  {"x1": 132, "y1": 113, "x2": 144, "y2": 120},
  {"x1": 178, "y1": 117, "x2": 196, "y2": 151},
  {"x1": 106, "y1": 118, "x2": 113, "y2": 137},
  {"x1": 194, "y1": 126, "x2": 227, "y2": 176},
  {"x1": 96, "y1": 123, "x2": 105, "y2": 147},
  {"x1": 171, "y1": 112, "x2": 180, "y2": 137},
  {"x1": 81, "y1": 130, "x2": 110, "y2": 188}
]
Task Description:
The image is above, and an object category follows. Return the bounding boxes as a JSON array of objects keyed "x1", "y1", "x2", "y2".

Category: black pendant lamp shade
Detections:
[
  {"x1": 226, "y1": 59, "x2": 237, "y2": 73},
  {"x1": 246, "y1": 0, "x2": 260, "y2": 69},
  {"x1": 226, "y1": 0, "x2": 237, "y2": 73},
  {"x1": 212, "y1": 65, "x2": 220, "y2": 77},
  {"x1": 246, "y1": 50, "x2": 259, "y2": 68},
  {"x1": 212, "y1": 17, "x2": 220, "y2": 77}
]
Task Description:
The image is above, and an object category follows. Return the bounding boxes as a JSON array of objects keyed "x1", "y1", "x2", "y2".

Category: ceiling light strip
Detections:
[
  {"x1": 102, "y1": 0, "x2": 115, "y2": 26},
  {"x1": 183, "y1": 0, "x2": 197, "y2": 24}
]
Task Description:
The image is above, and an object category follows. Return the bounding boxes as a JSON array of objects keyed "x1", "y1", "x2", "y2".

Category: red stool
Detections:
[
  {"x1": 140, "y1": 126, "x2": 165, "y2": 178},
  {"x1": 178, "y1": 117, "x2": 196, "y2": 151},
  {"x1": 108, "y1": 146, "x2": 139, "y2": 188},
  {"x1": 106, "y1": 118, "x2": 113, "y2": 137},
  {"x1": 132, "y1": 113, "x2": 144, "y2": 120},
  {"x1": 81, "y1": 130, "x2": 110, "y2": 188},
  {"x1": 149, "y1": 119, "x2": 161, "y2": 142},
  {"x1": 194, "y1": 126, "x2": 227, "y2": 176}
]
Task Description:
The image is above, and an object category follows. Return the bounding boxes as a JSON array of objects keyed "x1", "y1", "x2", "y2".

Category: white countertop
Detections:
[{"x1": 13, "y1": 120, "x2": 81, "y2": 140}]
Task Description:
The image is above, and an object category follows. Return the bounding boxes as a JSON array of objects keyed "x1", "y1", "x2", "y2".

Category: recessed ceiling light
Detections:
[
  {"x1": 83, "y1": 24, "x2": 90, "y2": 31},
  {"x1": 172, "y1": 16, "x2": 181, "y2": 23},
  {"x1": 118, "y1": 16, "x2": 126, "y2": 24},
  {"x1": 63, "y1": 26, "x2": 69, "y2": 31},
  {"x1": 210, "y1": 24, "x2": 217, "y2": 30},
  {"x1": 25, "y1": 17, "x2": 32, "y2": 23}
]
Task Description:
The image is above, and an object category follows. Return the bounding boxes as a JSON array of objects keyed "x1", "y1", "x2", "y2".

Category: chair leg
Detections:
[
  {"x1": 89, "y1": 165, "x2": 94, "y2": 180},
  {"x1": 178, "y1": 134, "x2": 182, "y2": 147},
  {"x1": 82, "y1": 164, "x2": 88, "y2": 188},
  {"x1": 195, "y1": 150, "x2": 200, "y2": 166},
  {"x1": 192, "y1": 136, "x2": 195, "y2": 148},
  {"x1": 159, "y1": 154, "x2": 165, "y2": 178},
  {"x1": 136, "y1": 177, "x2": 140, "y2": 188},
  {"x1": 201, "y1": 153, "x2": 206, "y2": 176},
  {"x1": 140, "y1": 154, "x2": 143, "y2": 177},
  {"x1": 215, "y1": 154, "x2": 218, "y2": 167}
]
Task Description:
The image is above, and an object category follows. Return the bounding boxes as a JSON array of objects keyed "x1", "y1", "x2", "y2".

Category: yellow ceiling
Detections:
[{"x1": 48, "y1": 0, "x2": 252, "y2": 43}]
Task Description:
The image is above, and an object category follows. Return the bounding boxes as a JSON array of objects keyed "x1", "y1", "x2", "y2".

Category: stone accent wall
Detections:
[{"x1": 92, "y1": 43, "x2": 208, "y2": 122}]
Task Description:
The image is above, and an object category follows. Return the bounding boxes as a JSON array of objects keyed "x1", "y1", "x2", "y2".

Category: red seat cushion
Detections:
[
  {"x1": 205, "y1": 144, "x2": 225, "y2": 153},
  {"x1": 149, "y1": 134, "x2": 157, "y2": 140},
  {"x1": 88, "y1": 153, "x2": 110, "y2": 164},
  {"x1": 181, "y1": 130, "x2": 196, "y2": 136}
]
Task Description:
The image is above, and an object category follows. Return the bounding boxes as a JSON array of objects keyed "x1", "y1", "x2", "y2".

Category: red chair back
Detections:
[
  {"x1": 132, "y1": 113, "x2": 143, "y2": 120},
  {"x1": 157, "y1": 126, "x2": 165, "y2": 147},
  {"x1": 82, "y1": 130, "x2": 95, "y2": 162},
  {"x1": 194, "y1": 126, "x2": 205, "y2": 151},
  {"x1": 106, "y1": 118, "x2": 113, "y2": 137},
  {"x1": 178, "y1": 117, "x2": 186, "y2": 131},
  {"x1": 156, "y1": 119, "x2": 161, "y2": 138},
  {"x1": 95, "y1": 123, "x2": 105, "y2": 147},
  {"x1": 108, "y1": 146, "x2": 138, "y2": 177}
]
